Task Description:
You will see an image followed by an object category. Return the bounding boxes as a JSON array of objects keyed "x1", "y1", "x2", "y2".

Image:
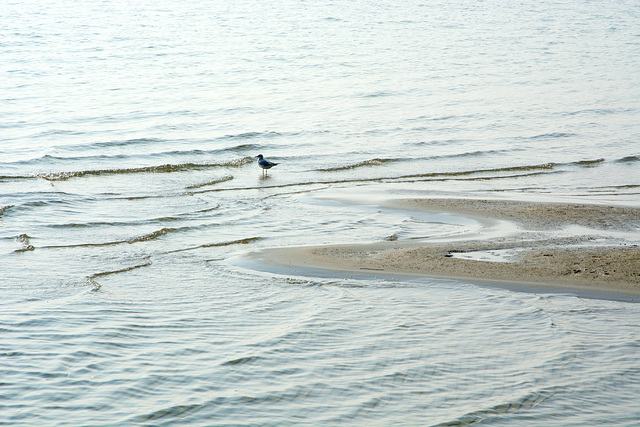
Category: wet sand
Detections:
[{"x1": 254, "y1": 199, "x2": 640, "y2": 297}]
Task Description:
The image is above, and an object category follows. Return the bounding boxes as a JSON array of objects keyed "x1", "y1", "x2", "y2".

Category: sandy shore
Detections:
[{"x1": 252, "y1": 198, "x2": 640, "y2": 297}]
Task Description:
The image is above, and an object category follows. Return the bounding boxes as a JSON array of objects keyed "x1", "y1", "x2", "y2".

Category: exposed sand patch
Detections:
[
  {"x1": 252, "y1": 199, "x2": 640, "y2": 296},
  {"x1": 394, "y1": 198, "x2": 639, "y2": 231}
]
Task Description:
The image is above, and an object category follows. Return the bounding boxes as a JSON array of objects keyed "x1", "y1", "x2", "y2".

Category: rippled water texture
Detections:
[{"x1": 1, "y1": 0, "x2": 639, "y2": 425}]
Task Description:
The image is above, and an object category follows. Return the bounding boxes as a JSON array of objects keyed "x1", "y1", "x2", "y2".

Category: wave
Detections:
[
  {"x1": 192, "y1": 163, "x2": 563, "y2": 196},
  {"x1": 38, "y1": 226, "x2": 258, "y2": 251},
  {"x1": 0, "y1": 205, "x2": 14, "y2": 217},
  {"x1": 221, "y1": 131, "x2": 283, "y2": 140},
  {"x1": 3, "y1": 147, "x2": 244, "y2": 169},
  {"x1": 42, "y1": 132, "x2": 282, "y2": 155},
  {"x1": 616, "y1": 155, "x2": 640, "y2": 163},
  {"x1": 164, "y1": 237, "x2": 262, "y2": 254},
  {"x1": 83, "y1": 276, "x2": 102, "y2": 292},
  {"x1": 0, "y1": 129, "x2": 315, "y2": 181},
  {"x1": 11, "y1": 153, "x2": 131, "y2": 165},
  {"x1": 47, "y1": 211, "x2": 215, "y2": 229},
  {"x1": 223, "y1": 143, "x2": 261, "y2": 152},
  {"x1": 563, "y1": 108, "x2": 618, "y2": 117},
  {"x1": 435, "y1": 149, "x2": 515, "y2": 160},
  {"x1": 316, "y1": 158, "x2": 400, "y2": 172},
  {"x1": 358, "y1": 90, "x2": 397, "y2": 98},
  {"x1": 88, "y1": 131, "x2": 285, "y2": 149},
  {"x1": 14, "y1": 234, "x2": 35, "y2": 252},
  {"x1": 185, "y1": 175, "x2": 234, "y2": 190},
  {"x1": 127, "y1": 228, "x2": 177, "y2": 243},
  {"x1": 7, "y1": 195, "x2": 79, "y2": 212},
  {"x1": 572, "y1": 158, "x2": 604, "y2": 167},
  {"x1": 1, "y1": 130, "x2": 286, "y2": 170},
  {"x1": 41, "y1": 227, "x2": 187, "y2": 249},
  {"x1": 436, "y1": 162, "x2": 557, "y2": 176},
  {"x1": 32, "y1": 157, "x2": 253, "y2": 181},
  {"x1": 528, "y1": 132, "x2": 576, "y2": 139},
  {"x1": 316, "y1": 150, "x2": 515, "y2": 172},
  {"x1": 411, "y1": 138, "x2": 471, "y2": 147},
  {"x1": 176, "y1": 157, "x2": 615, "y2": 198},
  {"x1": 31, "y1": 129, "x2": 86, "y2": 137},
  {"x1": 433, "y1": 388, "x2": 555, "y2": 426},
  {"x1": 87, "y1": 257, "x2": 153, "y2": 280},
  {"x1": 53, "y1": 138, "x2": 165, "y2": 152},
  {"x1": 221, "y1": 355, "x2": 262, "y2": 366},
  {"x1": 427, "y1": 157, "x2": 605, "y2": 176},
  {"x1": 129, "y1": 403, "x2": 205, "y2": 424}
]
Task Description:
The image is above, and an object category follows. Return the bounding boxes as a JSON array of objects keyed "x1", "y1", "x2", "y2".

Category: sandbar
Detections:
[{"x1": 251, "y1": 198, "x2": 640, "y2": 298}]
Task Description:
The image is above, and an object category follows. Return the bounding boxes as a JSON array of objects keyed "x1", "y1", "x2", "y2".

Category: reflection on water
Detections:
[
  {"x1": 1, "y1": 0, "x2": 640, "y2": 424},
  {"x1": 2, "y1": 262, "x2": 639, "y2": 425}
]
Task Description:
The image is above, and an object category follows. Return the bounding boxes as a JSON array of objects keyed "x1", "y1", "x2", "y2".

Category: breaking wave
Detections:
[
  {"x1": 185, "y1": 175, "x2": 234, "y2": 190},
  {"x1": 164, "y1": 237, "x2": 263, "y2": 254},
  {"x1": 0, "y1": 205, "x2": 14, "y2": 217},
  {"x1": 127, "y1": 228, "x2": 176, "y2": 243},
  {"x1": 316, "y1": 158, "x2": 400, "y2": 172},
  {"x1": 87, "y1": 257, "x2": 153, "y2": 282},
  {"x1": 14, "y1": 234, "x2": 35, "y2": 252},
  {"x1": 572, "y1": 158, "x2": 605, "y2": 167},
  {"x1": 616, "y1": 155, "x2": 640, "y2": 163},
  {"x1": 316, "y1": 150, "x2": 517, "y2": 173},
  {"x1": 32, "y1": 157, "x2": 253, "y2": 181},
  {"x1": 40, "y1": 227, "x2": 189, "y2": 249}
]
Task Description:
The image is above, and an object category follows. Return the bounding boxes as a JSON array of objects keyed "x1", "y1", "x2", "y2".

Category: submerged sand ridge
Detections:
[
  {"x1": 254, "y1": 198, "x2": 640, "y2": 296},
  {"x1": 395, "y1": 198, "x2": 640, "y2": 231}
]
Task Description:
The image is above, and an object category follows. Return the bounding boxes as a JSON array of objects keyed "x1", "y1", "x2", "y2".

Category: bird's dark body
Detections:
[{"x1": 255, "y1": 154, "x2": 278, "y2": 174}]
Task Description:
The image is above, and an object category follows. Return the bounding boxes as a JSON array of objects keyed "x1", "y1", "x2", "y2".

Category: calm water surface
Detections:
[{"x1": 1, "y1": 0, "x2": 639, "y2": 425}]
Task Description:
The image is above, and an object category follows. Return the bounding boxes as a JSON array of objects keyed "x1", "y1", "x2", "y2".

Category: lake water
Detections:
[{"x1": 1, "y1": 0, "x2": 639, "y2": 425}]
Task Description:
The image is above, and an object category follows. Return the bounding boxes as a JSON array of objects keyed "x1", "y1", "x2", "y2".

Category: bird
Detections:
[{"x1": 255, "y1": 154, "x2": 278, "y2": 175}]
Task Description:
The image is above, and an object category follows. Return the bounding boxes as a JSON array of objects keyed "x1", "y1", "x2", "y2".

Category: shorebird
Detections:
[{"x1": 255, "y1": 154, "x2": 278, "y2": 175}]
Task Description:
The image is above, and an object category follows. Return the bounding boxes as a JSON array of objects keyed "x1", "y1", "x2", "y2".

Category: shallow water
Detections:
[{"x1": 2, "y1": 0, "x2": 640, "y2": 425}]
